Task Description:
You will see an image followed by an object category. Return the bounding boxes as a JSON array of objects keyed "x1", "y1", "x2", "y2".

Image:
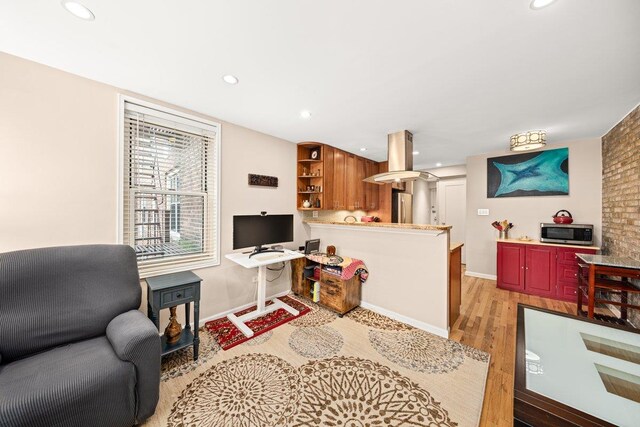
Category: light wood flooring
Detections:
[{"x1": 449, "y1": 274, "x2": 576, "y2": 427}]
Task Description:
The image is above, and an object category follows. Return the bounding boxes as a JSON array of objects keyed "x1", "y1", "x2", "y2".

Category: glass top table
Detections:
[{"x1": 515, "y1": 305, "x2": 640, "y2": 427}]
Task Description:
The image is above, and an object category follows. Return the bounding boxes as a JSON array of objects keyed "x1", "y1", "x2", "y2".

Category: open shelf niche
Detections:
[{"x1": 297, "y1": 142, "x2": 324, "y2": 210}]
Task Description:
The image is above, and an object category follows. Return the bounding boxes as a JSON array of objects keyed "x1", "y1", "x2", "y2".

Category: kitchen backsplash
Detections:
[{"x1": 301, "y1": 209, "x2": 370, "y2": 222}]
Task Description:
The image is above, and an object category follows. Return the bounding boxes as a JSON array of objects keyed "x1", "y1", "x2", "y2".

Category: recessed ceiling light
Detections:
[
  {"x1": 436, "y1": 162, "x2": 442, "y2": 167},
  {"x1": 412, "y1": 151, "x2": 420, "y2": 155},
  {"x1": 300, "y1": 110, "x2": 312, "y2": 119},
  {"x1": 222, "y1": 75, "x2": 239, "y2": 85},
  {"x1": 530, "y1": 0, "x2": 557, "y2": 10},
  {"x1": 61, "y1": 1, "x2": 95, "y2": 20},
  {"x1": 360, "y1": 148, "x2": 367, "y2": 152}
]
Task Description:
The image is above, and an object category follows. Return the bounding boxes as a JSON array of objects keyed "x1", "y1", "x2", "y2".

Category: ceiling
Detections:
[{"x1": 1, "y1": 0, "x2": 639, "y2": 168}]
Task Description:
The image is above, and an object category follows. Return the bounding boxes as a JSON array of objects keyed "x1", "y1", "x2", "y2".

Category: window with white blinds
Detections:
[{"x1": 121, "y1": 99, "x2": 220, "y2": 277}]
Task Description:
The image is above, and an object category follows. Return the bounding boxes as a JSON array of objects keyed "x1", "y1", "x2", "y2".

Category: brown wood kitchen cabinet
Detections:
[
  {"x1": 355, "y1": 156, "x2": 366, "y2": 210},
  {"x1": 345, "y1": 152, "x2": 357, "y2": 210},
  {"x1": 449, "y1": 243, "x2": 463, "y2": 328},
  {"x1": 332, "y1": 148, "x2": 347, "y2": 210},
  {"x1": 364, "y1": 160, "x2": 379, "y2": 210},
  {"x1": 297, "y1": 142, "x2": 381, "y2": 211}
]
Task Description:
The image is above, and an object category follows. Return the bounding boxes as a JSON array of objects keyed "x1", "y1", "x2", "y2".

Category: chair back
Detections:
[{"x1": 0, "y1": 244, "x2": 141, "y2": 363}]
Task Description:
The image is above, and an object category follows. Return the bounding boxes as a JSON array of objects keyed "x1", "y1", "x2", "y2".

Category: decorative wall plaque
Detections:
[{"x1": 248, "y1": 174, "x2": 278, "y2": 187}]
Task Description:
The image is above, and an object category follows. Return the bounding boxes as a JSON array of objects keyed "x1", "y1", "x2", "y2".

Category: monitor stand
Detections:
[{"x1": 248, "y1": 245, "x2": 285, "y2": 258}]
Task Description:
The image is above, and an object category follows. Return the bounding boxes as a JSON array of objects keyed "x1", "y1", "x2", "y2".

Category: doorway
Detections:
[{"x1": 437, "y1": 178, "x2": 467, "y2": 263}]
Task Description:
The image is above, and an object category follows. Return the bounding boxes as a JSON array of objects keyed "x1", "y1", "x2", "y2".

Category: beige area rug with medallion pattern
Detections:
[{"x1": 143, "y1": 295, "x2": 489, "y2": 427}]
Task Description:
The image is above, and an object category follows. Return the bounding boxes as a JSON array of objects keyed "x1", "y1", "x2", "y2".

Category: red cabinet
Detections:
[
  {"x1": 497, "y1": 242, "x2": 596, "y2": 302},
  {"x1": 525, "y1": 245, "x2": 557, "y2": 298},
  {"x1": 497, "y1": 243, "x2": 525, "y2": 292},
  {"x1": 555, "y1": 247, "x2": 595, "y2": 301}
]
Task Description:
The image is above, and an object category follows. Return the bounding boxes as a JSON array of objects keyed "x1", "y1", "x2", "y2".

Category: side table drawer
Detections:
[{"x1": 160, "y1": 284, "x2": 196, "y2": 308}]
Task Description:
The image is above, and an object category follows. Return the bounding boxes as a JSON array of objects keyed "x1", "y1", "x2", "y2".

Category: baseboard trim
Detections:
[
  {"x1": 359, "y1": 301, "x2": 449, "y2": 339},
  {"x1": 198, "y1": 289, "x2": 292, "y2": 327},
  {"x1": 465, "y1": 271, "x2": 497, "y2": 280}
]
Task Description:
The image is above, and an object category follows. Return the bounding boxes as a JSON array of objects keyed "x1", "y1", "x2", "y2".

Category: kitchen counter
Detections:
[
  {"x1": 576, "y1": 254, "x2": 640, "y2": 269},
  {"x1": 450, "y1": 242, "x2": 464, "y2": 252},
  {"x1": 497, "y1": 238, "x2": 600, "y2": 251},
  {"x1": 303, "y1": 219, "x2": 452, "y2": 231}
]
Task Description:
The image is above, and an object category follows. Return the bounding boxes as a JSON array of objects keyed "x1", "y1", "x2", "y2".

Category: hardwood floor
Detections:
[{"x1": 449, "y1": 274, "x2": 576, "y2": 427}]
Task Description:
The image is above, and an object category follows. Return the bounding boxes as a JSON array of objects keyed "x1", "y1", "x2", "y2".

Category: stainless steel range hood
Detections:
[{"x1": 364, "y1": 130, "x2": 439, "y2": 184}]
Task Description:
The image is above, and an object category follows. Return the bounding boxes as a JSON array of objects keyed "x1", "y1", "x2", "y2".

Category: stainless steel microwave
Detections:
[{"x1": 540, "y1": 223, "x2": 594, "y2": 246}]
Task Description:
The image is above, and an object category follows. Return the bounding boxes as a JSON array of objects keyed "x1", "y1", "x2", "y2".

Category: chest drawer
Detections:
[
  {"x1": 160, "y1": 284, "x2": 196, "y2": 308},
  {"x1": 557, "y1": 248, "x2": 596, "y2": 266},
  {"x1": 321, "y1": 271, "x2": 344, "y2": 287},
  {"x1": 320, "y1": 275, "x2": 345, "y2": 311},
  {"x1": 557, "y1": 264, "x2": 579, "y2": 283}
]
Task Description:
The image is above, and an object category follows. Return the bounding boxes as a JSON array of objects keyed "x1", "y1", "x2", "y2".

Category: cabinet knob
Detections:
[{"x1": 177, "y1": 293, "x2": 182, "y2": 298}]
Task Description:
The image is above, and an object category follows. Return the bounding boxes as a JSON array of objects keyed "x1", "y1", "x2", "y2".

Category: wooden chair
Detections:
[{"x1": 577, "y1": 262, "x2": 640, "y2": 325}]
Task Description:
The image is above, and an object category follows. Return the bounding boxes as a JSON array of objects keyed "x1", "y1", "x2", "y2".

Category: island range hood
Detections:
[{"x1": 364, "y1": 130, "x2": 439, "y2": 184}]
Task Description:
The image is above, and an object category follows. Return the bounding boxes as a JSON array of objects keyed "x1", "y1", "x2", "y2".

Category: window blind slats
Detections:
[{"x1": 122, "y1": 102, "x2": 219, "y2": 278}]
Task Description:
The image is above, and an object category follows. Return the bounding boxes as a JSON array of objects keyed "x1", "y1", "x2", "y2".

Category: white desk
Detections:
[{"x1": 225, "y1": 249, "x2": 305, "y2": 337}]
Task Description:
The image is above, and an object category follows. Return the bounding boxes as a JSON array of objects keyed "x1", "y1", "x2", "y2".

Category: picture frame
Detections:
[{"x1": 487, "y1": 148, "x2": 569, "y2": 198}]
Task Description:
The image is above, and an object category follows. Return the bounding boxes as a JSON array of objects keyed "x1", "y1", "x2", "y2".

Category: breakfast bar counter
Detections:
[
  {"x1": 303, "y1": 219, "x2": 451, "y2": 232},
  {"x1": 304, "y1": 219, "x2": 452, "y2": 337}
]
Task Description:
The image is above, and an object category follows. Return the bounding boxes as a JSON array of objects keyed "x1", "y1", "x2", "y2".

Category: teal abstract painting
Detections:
[{"x1": 487, "y1": 148, "x2": 569, "y2": 198}]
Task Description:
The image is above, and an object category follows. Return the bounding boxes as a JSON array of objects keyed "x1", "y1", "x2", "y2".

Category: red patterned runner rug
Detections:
[{"x1": 205, "y1": 295, "x2": 310, "y2": 350}]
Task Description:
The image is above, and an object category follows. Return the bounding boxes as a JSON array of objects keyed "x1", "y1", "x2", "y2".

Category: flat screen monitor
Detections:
[{"x1": 233, "y1": 214, "x2": 294, "y2": 252}]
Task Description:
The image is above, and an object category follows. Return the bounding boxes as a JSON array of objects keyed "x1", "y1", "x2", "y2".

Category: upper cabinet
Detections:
[
  {"x1": 364, "y1": 160, "x2": 379, "y2": 210},
  {"x1": 297, "y1": 143, "x2": 381, "y2": 211},
  {"x1": 345, "y1": 153, "x2": 357, "y2": 210},
  {"x1": 323, "y1": 146, "x2": 335, "y2": 209},
  {"x1": 331, "y1": 148, "x2": 347, "y2": 210}
]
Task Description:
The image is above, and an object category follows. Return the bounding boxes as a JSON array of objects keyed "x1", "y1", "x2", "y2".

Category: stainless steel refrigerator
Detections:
[{"x1": 391, "y1": 190, "x2": 413, "y2": 224}]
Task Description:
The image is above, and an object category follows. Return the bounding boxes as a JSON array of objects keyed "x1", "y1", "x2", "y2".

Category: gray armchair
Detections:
[{"x1": 0, "y1": 245, "x2": 160, "y2": 427}]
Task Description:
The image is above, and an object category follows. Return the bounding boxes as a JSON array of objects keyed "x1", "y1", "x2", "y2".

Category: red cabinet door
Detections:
[
  {"x1": 497, "y1": 243, "x2": 525, "y2": 292},
  {"x1": 525, "y1": 245, "x2": 557, "y2": 298}
]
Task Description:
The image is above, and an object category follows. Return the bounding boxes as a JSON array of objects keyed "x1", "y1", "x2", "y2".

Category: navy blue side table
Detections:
[{"x1": 146, "y1": 271, "x2": 202, "y2": 360}]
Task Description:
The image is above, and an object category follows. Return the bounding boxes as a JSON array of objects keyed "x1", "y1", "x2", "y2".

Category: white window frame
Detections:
[{"x1": 117, "y1": 94, "x2": 221, "y2": 277}]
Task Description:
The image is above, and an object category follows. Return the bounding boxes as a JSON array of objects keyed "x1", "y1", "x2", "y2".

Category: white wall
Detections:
[
  {"x1": 0, "y1": 52, "x2": 308, "y2": 325},
  {"x1": 465, "y1": 139, "x2": 602, "y2": 277}
]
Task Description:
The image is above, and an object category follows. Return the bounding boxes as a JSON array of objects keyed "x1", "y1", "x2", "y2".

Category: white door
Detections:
[{"x1": 438, "y1": 178, "x2": 467, "y2": 263}]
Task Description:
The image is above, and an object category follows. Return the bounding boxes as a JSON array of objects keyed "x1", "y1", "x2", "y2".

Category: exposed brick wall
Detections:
[{"x1": 601, "y1": 104, "x2": 640, "y2": 326}]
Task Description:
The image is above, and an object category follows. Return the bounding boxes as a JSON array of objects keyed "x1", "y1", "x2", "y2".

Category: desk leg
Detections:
[
  {"x1": 257, "y1": 265, "x2": 267, "y2": 313},
  {"x1": 193, "y1": 300, "x2": 200, "y2": 361},
  {"x1": 588, "y1": 264, "x2": 596, "y2": 318},
  {"x1": 148, "y1": 302, "x2": 159, "y2": 330},
  {"x1": 185, "y1": 302, "x2": 191, "y2": 331},
  {"x1": 226, "y1": 264, "x2": 300, "y2": 338}
]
